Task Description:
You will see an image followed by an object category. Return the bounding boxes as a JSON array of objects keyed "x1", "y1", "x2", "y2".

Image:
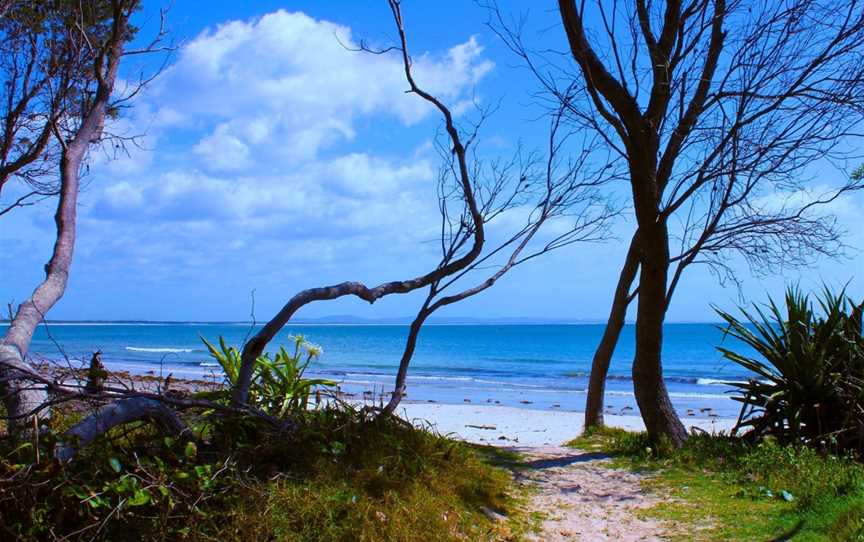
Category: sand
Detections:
[
  {"x1": 393, "y1": 402, "x2": 735, "y2": 447},
  {"x1": 516, "y1": 445, "x2": 670, "y2": 541}
]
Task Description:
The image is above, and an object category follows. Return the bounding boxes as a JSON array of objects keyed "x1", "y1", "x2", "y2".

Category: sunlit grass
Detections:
[{"x1": 568, "y1": 427, "x2": 864, "y2": 541}]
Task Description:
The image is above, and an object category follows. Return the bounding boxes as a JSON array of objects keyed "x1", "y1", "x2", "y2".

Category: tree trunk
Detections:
[
  {"x1": 383, "y1": 305, "x2": 432, "y2": 414},
  {"x1": 631, "y1": 222, "x2": 687, "y2": 446},
  {"x1": 583, "y1": 231, "x2": 639, "y2": 430},
  {"x1": 0, "y1": 143, "x2": 83, "y2": 432},
  {"x1": 0, "y1": 344, "x2": 48, "y2": 431},
  {"x1": 0, "y1": 4, "x2": 126, "y2": 435}
]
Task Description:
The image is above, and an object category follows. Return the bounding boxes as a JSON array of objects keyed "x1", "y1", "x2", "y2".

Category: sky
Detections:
[{"x1": 1, "y1": 0, "x2": 862, "y2": 323}]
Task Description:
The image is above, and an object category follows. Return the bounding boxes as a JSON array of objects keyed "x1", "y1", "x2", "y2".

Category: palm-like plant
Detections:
[
  {"x1": 200, "y1": 335, "x2": 336, "y2": 418},
  {"x1": 255, "y1": 337, "x2": 337, "y2": 418},
  {"x1": 716, "y1": 287, "x2": 863, "y2": 453}
]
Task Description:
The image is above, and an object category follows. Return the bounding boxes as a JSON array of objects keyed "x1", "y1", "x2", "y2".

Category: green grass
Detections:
[
  {"x1": 568, "y1": 427, "x2": 864, "y2": 541},
  {"x1": 0, "y1": 404, "x2": 532, "y2": 541}
]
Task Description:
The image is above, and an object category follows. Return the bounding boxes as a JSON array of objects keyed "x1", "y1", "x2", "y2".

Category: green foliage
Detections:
[
  {"x1": 0, "y1": 404, "x2": 523, "y2": 541},
  {"x1": 715, "y1": 286, "x2": 864, "y2": 453},
  {"x1": 4, "y1": 0, "x2": 139, "y2": 45},
  {"x1": 199, "y1": 335, "x2": 337, "y2": 419},
  {"x1": 0, "y1": 413, "x2": 242, "y2": 540}
]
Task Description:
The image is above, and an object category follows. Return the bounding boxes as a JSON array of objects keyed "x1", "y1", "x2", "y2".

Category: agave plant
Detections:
[
  {"x1": 199, "y1": 335, "x2": 337, "y2": 418},
  {"x1": 716, "y1": 286, "x2": 863, "y2": 453}
]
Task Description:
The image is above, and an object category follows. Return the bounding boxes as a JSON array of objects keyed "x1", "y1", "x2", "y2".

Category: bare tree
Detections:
[
  {"x1": 492, "y1": 0, "x2": 864, "y2": 443},
  {"x1": 233, "y1": 0, "x2": 617, "y2": 411},
  {"x1": 0, "y1": 0, "x2": 153, "y2": 435}
]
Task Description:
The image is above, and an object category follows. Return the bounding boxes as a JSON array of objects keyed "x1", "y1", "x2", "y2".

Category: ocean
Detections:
[{"x1": 9, "y1": 322, "x2": 757, "y2": 419}]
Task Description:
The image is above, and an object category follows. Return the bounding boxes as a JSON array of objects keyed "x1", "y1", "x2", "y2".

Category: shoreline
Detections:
[
  {"x1": 36, "y1": 361, "x2": 740, "y2": 429},
  {"x1": 392, "y1": 402, "x2": 736, "y2": 447},
  {"x1": 39, "y1": 364, "x2": 738, "y2": 447},
  {"x1": 23, "y1": 322, "x2": 751, "y2": 419}
]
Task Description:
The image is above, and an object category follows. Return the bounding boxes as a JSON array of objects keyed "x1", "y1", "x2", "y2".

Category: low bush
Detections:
[
  {"x1": 199, "y1": 334, "x2": 337, "y2": 417},
  {"x1": 0, "y1": 403, "x2": 522, "y2": 541}
]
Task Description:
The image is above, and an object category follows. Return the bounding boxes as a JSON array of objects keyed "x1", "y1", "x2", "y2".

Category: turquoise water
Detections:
[{"x1": 10, "y1": 323, "x2": 755, "y2": 418}]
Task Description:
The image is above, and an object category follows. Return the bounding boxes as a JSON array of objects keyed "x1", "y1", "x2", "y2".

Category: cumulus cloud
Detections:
[
  {"x1": 91, "y1": 154, "x2": 436, "y2": 233},
  {"x1": 147, "y1": 10, "x2": 493, "y2": 171},
  {"x1": 74, "y1": 9, "x2": 494, "y2": 286}
]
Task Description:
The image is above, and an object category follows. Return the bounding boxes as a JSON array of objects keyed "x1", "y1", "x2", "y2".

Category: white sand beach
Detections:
[{"x1": 393, "y1": 402, "x2": 736, "y2": 447}]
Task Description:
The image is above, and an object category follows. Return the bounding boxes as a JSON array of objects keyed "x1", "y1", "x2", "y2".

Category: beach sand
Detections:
[{"x1": 392, "y1": 402, "x2": 736, "y2": 447}]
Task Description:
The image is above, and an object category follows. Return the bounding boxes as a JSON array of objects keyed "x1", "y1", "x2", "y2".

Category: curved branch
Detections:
[
  {"x1": 55, "y1": 397, "x2": 187, "y2": 462},
  {"x1": 232, "y1": 1, "x2": 487, "y2": 406}
]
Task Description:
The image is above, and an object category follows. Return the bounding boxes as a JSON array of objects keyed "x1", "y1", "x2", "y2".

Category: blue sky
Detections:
[{"x1": 1, "y1": 1, "x2": 862, "y2": 322}]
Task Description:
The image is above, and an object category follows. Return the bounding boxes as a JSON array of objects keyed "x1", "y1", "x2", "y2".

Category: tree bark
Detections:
[
  {"x1": 631, "y1": 222, "x2": 687, "y2": 446},
  {"x1": 55, "y1": 397, "x2": 187, "y2": 462},
  {"x1": 583, "y1": 231, "x2": 639, "y2": 430}
]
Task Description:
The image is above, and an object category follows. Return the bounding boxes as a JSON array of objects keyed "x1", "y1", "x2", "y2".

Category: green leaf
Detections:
[
  {"x1": 68, "y1": 484, "x2": 90, "y2": 500},
  {"x1": 184, "y1": 441, "x2": 198, "y2": 459},
  {"x1": 128, "y1": 489, "x2": 151, "y2": 506}
]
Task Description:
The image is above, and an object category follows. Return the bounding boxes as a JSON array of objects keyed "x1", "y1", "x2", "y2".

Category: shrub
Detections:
[
  {"x1": 200, "y1": 335, "x2": 336, "y2": 418},
  {"x1": 715, "y1": 286, "x2": 864, "y2": 454},
  {"x1": 0, "y1": 404, "x2": 519, "y2": 541}
]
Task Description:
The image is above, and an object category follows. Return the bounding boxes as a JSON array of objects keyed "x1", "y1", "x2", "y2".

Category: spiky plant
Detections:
[{"x1": 716, "y1": 286, "x2": 863, "y2": 453}]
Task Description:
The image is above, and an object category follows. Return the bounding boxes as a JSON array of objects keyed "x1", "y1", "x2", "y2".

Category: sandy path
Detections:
[{"x1": 512, "y1": 445, "x2": 669, "y2": 542}]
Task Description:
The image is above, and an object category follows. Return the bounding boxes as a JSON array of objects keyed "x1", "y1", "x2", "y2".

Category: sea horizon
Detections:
[{"x1": 0, "y1": 316, "x2": 730, "y2": 325}]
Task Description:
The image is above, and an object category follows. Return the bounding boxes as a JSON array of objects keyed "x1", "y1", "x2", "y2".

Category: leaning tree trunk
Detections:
[
  {"x1": 0, "y1": 147, "x2": 84, "y2": 432},
  {"x1": 583, "y1": 231, "x2": 639, "y2": 430},
  {"x1": 383, "y1": 304, "x2": 432, "y2": 414},
  {"x1": 631, "y1": 222, "x2": 687, "y2": 446},
  {"x1": 0, "y1": 7, "x2": 125, "y2": 435}
]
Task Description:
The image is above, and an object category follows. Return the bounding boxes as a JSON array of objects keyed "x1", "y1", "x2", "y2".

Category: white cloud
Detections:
[
  {"x1": 89, "y1": 153, "x2": 438, "y2": 243},
  {"x1": 73, "y1": 9, "x2": 493, "y2": 286},
  {"x1": 147, "y1": 10, "x2": 493, "y2": 172},
  {"x1": 193, "y1": 125, "x2": 252, "y2": 172}
]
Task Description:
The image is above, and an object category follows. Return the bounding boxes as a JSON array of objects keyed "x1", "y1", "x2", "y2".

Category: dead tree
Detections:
[
  {"x1": 492, "y1": 0, "x2": 864, "y2": 443},
  {"x1": 0, "y1": 0, "x2": 150, "y2": 435}
]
